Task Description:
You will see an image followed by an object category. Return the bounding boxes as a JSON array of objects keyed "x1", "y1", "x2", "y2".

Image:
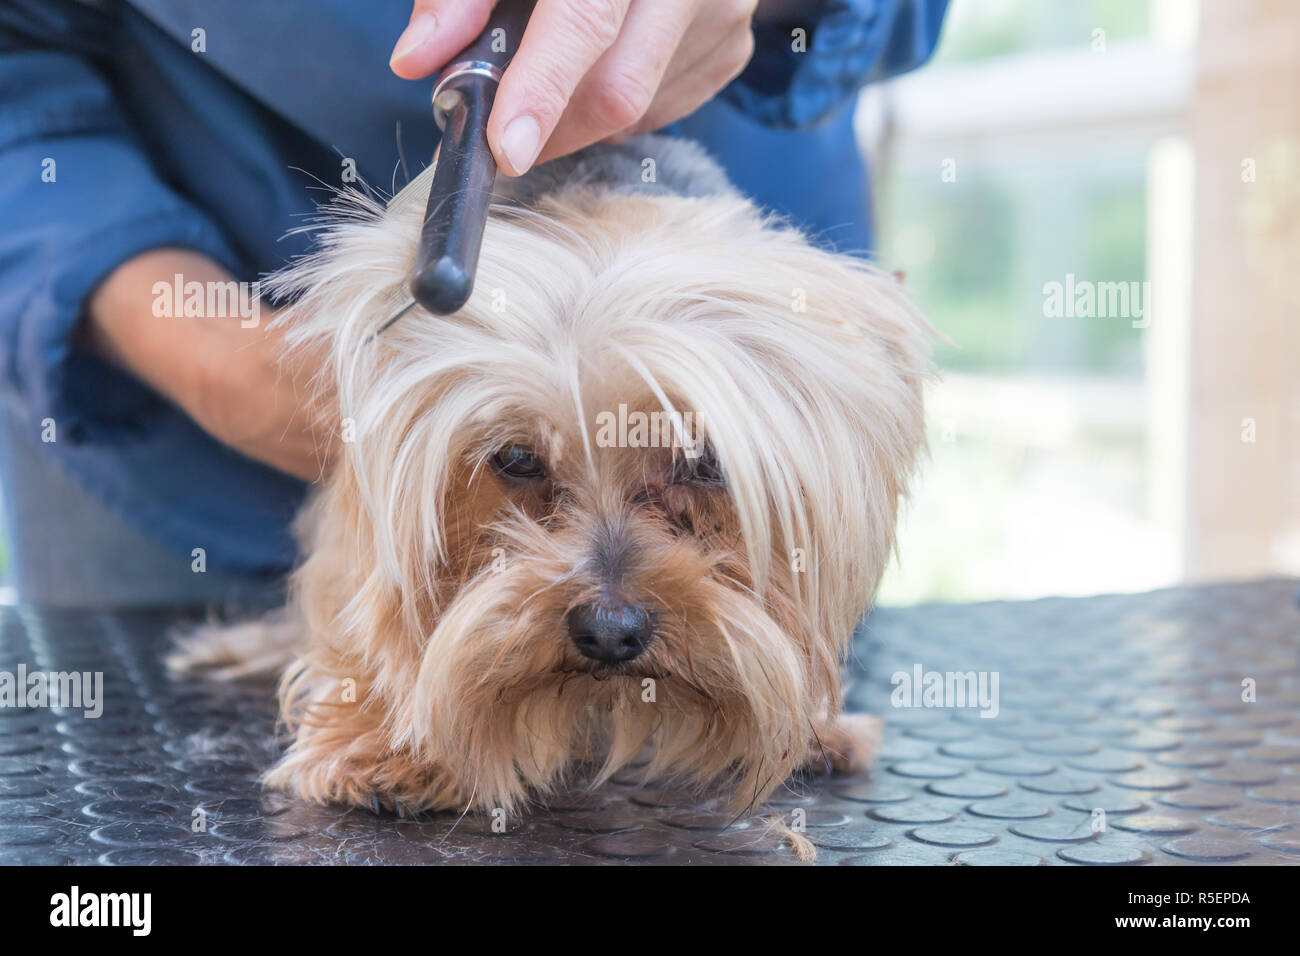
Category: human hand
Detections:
[
  {"x1": 389, "y1": 0, "x2": 758, "y2": 177},
  {"x1": 85, "y1": 250, "x2": 336, "y2": 482}
]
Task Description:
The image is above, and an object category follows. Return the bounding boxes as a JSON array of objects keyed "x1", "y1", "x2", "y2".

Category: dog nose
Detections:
[{"x1": 567, "y1": 600, "x2": 652, "y2": 664}]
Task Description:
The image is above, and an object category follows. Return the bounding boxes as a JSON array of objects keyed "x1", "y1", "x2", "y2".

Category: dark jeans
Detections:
[{"x1": 0, "y1": 402, "x2": 286, "y2": 608}]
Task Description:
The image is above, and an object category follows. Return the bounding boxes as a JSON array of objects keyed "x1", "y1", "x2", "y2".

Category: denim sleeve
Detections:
[
  {"x1": 0, "y1": 3, "x2": 240, "y2": 443},
  {"x1": 720, "y1": 0, "x2": 950, "y2": 129}
]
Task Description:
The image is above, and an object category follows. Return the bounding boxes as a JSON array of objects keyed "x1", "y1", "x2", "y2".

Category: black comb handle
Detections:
[{"x1": 410, "y1": 0, "x2": 534, "y2": 314}]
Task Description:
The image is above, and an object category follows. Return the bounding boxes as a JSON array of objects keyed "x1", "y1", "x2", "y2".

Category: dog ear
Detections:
[
  {"x1": 708, "y1": 225, "x2": 935, "y2": 617},
  {"x1": 759, "y1": 227, "x2": 935, "y2": 385}
]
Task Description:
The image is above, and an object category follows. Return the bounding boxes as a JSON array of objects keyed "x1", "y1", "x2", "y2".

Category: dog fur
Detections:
[{"x1": 172, "y1": 136, "x2": 931, "y2": 817}]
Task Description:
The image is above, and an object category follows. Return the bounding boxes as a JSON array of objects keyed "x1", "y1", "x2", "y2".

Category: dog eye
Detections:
[
  {"x1": 491, "y1": 445, "x2": 547, "y2": 481},
  {"x1": 673, "y1": 444, "x2": 724, "y2": 486}
]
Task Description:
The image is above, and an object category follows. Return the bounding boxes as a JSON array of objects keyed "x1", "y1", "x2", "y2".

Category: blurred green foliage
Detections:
[
  {"x1": 878, "y1": 160, "x2": 1148, "y2": 377},
  {"x1": 934, "y1": 0, "x2": 1150, "y2": 64},
  {"x1": 873, "y1": 0, "x2": 1162, "y2": 605}
]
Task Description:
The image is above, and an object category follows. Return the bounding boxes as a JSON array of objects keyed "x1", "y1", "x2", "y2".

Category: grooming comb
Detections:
[{"x1": 376, "y1": 0, "x2": 535, "y2": 335}]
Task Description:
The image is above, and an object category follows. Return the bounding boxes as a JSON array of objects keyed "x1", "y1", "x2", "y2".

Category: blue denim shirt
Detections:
[{"x1": 0, "y1": 0, "x2": 946, "y2": 577}]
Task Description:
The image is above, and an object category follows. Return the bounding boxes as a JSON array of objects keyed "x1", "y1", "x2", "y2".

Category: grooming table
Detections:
[{"x1": 2, "y1": 579, "x2": 1298, "y2": 866}]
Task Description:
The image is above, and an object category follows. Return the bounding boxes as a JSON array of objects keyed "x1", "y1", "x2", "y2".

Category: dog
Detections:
[{"x1": 172, "y1": 136, "x2": 932, "y2": 818}]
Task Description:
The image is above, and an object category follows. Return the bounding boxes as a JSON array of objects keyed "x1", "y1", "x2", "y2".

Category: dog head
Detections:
[{"x1": 270, "y1": 170, "x2": 930, "y2": 811}]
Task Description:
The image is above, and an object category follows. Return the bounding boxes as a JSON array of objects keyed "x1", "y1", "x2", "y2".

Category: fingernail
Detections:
[
  {"x1": 500, "y1": 115, "x2": 541, "y2": 176},
  {"x1": 391, "y1": 12, "x2": 437, "y2": 64}
]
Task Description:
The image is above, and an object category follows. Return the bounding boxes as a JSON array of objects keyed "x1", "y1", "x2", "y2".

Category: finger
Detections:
[
  {"x1": 622, "y1": 19, "x2": 754, "y2": 137},
  {"x1": 390, "y1": 0, "x2": 496, "y2": 80},
  {"x1": 536, "y1": 0, "x2": 697, "y2": 164},
  {"x1": 489, "y1": 0, "x2": 632, "y2": 176},
  {"x1": 596, "y1": 12, "x2": 717, "y2": 147}
]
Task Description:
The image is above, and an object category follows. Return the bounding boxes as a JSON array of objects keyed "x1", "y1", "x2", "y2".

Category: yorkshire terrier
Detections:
[{"x1": 172, "y1": 136, "x2": 931, "y2": 818}]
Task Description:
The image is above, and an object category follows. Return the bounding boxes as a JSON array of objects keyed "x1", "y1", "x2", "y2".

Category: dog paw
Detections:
[
  {"x1": 366, "y1": 792, "x2": 415, "y2": 819},
  {"x1": 266, "y1": 736, "x2": 467, "y2": 818},
  {"x1": 805, "y1": 712, "x2": 883, "y2": 774}
]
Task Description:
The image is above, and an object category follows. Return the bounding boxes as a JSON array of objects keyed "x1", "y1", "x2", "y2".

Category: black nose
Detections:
[{"x1": 567, "y1": 600, "x2": 653, "y2": 665}]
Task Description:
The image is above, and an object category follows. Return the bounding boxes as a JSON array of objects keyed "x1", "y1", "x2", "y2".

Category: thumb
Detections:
[{"x1": 390, "y1": 0, "x2": 497, "y2": 80}]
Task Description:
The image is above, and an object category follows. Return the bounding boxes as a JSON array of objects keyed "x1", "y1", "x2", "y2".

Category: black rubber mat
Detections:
[{"x1": 1, "y1": 579, "x2": 1298, "y2": 865}]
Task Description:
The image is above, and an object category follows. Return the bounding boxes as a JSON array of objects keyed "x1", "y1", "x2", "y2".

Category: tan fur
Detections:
[
  {"x1": 174, "y1": 165, "x2": 932, "y2": 817},
  {"x1": 169, "y1": 610, "x2": 300, "y2": 681}
]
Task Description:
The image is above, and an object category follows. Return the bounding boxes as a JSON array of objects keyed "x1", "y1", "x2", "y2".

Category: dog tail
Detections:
[{"x1": 167, "y1": 608, "x2": 301, "y2": 681}]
